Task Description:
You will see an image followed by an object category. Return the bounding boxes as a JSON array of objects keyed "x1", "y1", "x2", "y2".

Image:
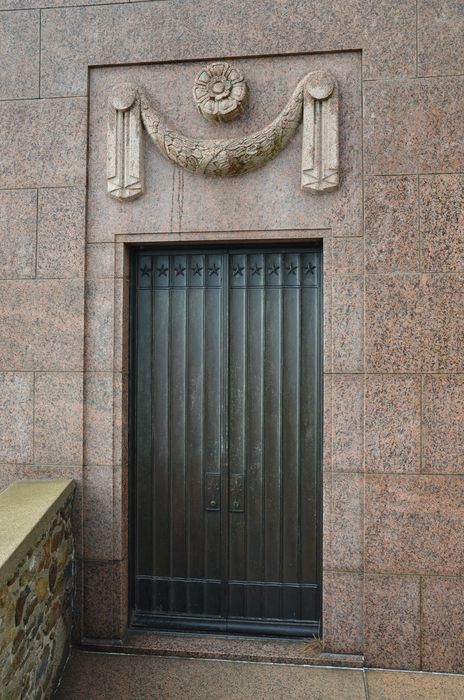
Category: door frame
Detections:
[{"x1": 128, "y1": 241, "x2": 324, "y2": 637}]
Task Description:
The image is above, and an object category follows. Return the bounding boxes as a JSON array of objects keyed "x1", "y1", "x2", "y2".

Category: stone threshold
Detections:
[{"x1": 81, "y1": 630, "x2": 364, "y2": 668}]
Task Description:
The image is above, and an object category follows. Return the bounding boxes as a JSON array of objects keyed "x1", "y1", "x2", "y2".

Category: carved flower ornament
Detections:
[
  {"x1": 108, "y1": 70, "x2": 339, "y2": 201},
  {"x1": 193, "y1": 62, "x2": 248, "y2": 123}
]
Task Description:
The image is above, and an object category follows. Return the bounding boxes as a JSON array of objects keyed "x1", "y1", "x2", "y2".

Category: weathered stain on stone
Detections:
[
  {"x1": 36, "y1": 577, "x2": 48, "y2": 602},
  {"x1": 15, "y1": 587, "x2": 29, "y2": 625},
  {"x1": 49, "y1": 561, "x2": 57, "y2": 592},
  {"x1": 52, "y1": 529, "x2": 64, "y2": 551},
  {"x1": 11, "y1": 628, "x2": 24, "y2": 654},
  {"x1": 39, "y1": 549, "x2": 52, "y2": 572}
]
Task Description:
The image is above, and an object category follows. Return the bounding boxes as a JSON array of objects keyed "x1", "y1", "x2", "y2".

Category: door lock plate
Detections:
[
  {"x1": 205, "y1": 472, "x2": 220, "y2": 511},
  {"x1": 230, "y1": 474, "x2": 245, "y2": 513}
]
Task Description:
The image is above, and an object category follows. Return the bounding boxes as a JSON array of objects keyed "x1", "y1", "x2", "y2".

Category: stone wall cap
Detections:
[{"x1": 0, "y1": 479, "x2": 75, "y2": 586}]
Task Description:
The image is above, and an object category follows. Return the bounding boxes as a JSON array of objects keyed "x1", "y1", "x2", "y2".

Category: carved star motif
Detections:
[
  {"x1": 140, "y1": 263, "x2": 151, "y2": 277},
  {"x1": 208, "y1": 263, "x2": 221, "y2": 276},
  {"x1": 286, "y1": 262, "x2": 298, "y2": 275},
  {"x1": 233, "y1": 264, "x2": 245, "y2": 277},
  {"x1": 304, "y1": 261, "x2": 316, "y2": 275},
  {"x1": 191, "y1": 263, "x2": 203, "y2": 276},
  {"x1": 175, "y1": 264, "x2": 186, "y2": 277},
  {"x1": 157, "y1": 264, "x2": 169, "y2": 277},
  {"x1": 250, "y1": 263, "x2": 262, "y2": 276},
  {"x1": 268, "y1": 262, "x2": 280, "y2": 276}
]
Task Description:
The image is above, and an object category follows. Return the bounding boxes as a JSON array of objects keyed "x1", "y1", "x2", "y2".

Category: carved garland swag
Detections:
[{"x1": 107, "y1": 70, "x2": 339, "y2": 201}]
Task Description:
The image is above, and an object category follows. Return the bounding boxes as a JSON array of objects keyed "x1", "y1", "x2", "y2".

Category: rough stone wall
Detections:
[
  {"x1": 0, "y1": 496, "x2": 74, "y2": 699},
  {"x1": 0, "y1": 0, "x2": 463, "y2": 674}
]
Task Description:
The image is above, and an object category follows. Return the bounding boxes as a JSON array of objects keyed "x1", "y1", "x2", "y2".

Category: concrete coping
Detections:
[{"x1": 0, "y1": 479, "x2": 75, "y2": 587}]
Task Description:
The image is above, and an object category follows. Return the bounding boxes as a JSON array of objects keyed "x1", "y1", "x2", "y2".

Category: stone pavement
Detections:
[{"x1": 55, "y1": 650, "x2": 464, "y2": 699}]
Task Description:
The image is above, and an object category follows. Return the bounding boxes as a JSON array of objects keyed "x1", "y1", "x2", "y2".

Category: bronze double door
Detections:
[{"x1": 131, "y1": 245, "x2": 322, "y2": 636}]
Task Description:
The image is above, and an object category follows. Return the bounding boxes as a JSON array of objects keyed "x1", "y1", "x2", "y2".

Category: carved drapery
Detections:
[
  {"x1": 107, "y1": 70, "x2": 339, "y2": 201},
  {"x1": 302, "y1": 71, "x2": 339, "y2": 192},
  {"x1": 107, "y1": 84, "x2": 144, "y2": 201}
]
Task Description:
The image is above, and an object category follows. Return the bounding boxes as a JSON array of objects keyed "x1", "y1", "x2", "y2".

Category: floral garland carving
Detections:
[{"x1": 107, "y1": 70, "x2": 339, "y2": 200}]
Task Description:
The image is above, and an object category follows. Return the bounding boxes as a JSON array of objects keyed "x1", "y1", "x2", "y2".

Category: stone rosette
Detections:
[{"x1": 193, "y1": 62, "x2": 248, "y2": 123}]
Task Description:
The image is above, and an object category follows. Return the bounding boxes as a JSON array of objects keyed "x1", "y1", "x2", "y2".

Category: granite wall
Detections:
[{"x1": 0, "y1": 0, "x2": 463, "y2": 674}]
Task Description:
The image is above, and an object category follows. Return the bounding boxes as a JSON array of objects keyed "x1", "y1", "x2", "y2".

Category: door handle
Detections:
[
  {"x1": 230, "y1": 475, "x2": 245, "y2": 513},
  {"x1": 205, "y1": 473, "x2": 246, "y2": 511},
  {"x1": 205, "y1": 472, "x2": 220, "y2": 511}
]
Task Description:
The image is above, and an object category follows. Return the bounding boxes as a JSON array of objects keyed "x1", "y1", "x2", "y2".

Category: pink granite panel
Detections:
[
  {"x1": 121, "y1": 648, "x2": 365, "y2": 697},
  {"x1": 365, "y1": 375, "x2": 420, "y2": 473},
  {"x1": 6, "y1": 0, "x2": 123, "y2": 7},
  {"x1": 0, "y1": 280, "x2": 84, "y2": 371},
  {"x1": 87, "y1": 244, "x2": 115, "y2": 279},
  {"x1": 421, "y1": 274, "x2": 464, "y2": 372},
  {"x1": 367, "y1": 274, "x2": 464, "y2": 373},
  {"x1": 0, "y1": 189, "x2": 37, "y2": 279},
  {"x1": 364, "y1": 80, "x2": 420, "y2": 175},
  {"x1": 112, "y1": 373, "x2": 128, "y2": 469},
  {"x1": 323, "y1": 374, "x2": 332, "y2": 472},
  {"x1": 366, "y1": 77, "x2": 464, "y2": 176},
  {"x1": 364, "y1": 574, "x2": 420, "y2": 669},
  {"x1": 420, "y1": 175, "x2": 464, "y2": 273},
  {"x1": 85, "y1": 279, "x2": 114, "y2": 371},
  {"x1": 41, "y1": 1, "x2": 414, "y2": 97},
  {"x1": 325, "y1": 473, "x2": 363, "y2": 571},
  {"x1": 422, "y1": 576, "x2": 464, "y2": 673},
  {"x1": 37, "y1": 187, "x2": 86, "y2": 279},
  {"x1": 84, "y1": 372, "x2": 113, "y2": 467},
  {"x1": 83, "y1": 466, "x2": 115, "y2": 560},
  {"x1": 323, "y1": 572, "x2": 363, "y2": 655},
  {"x1": 323, "y1": 246, "x2": 333, "y2": 375},
  {"x1": 115, "y1": 243, "x2": 129, "y2": 280},
  {"x1": 366, "y1": 275, "x2": 421, "y2": 373},
  {"x1": 83, "y1": 559, "x2": 128, "y2": 639},
  {"x1": 367, "y1": 668, "x2": 464, "y2": 698},
  {"x1": 72, "y1": 559, "x2": 83, "y2": 644},
  {"x1": 332, "y1": 375, "x2": 363, "y2": 472},
  {"x1": 34, "y1": 372, "x2": 83, "y2": 466},
  {"x1": 112, "y1": 466, "x2": 128, "y2": 561},
  {"x1": 419, "y1": 77, "x2": 464, "y2": 173},
  {"x1": 0, "y1": 99, "x2": 86, "y2": 188},
  {"x1": 418, "y1": 0, "x2": 464, "y2": 77},
  {"x1": 423, "y1": 375, "x2": 464, "y2": 474},
  {"x1": 114, "y1": 280, "x2": 129, "y2": 374},
  {"x1": 332, "y1": 238, "x2": 363, "y2": 276},
  {"x1": 322, "y1": 467, "x2": 332, "y2": 569},
  {"x1": 332, "y1": 276, "x2": 364, "y2": 373},
  {"x1": 365, "y1": 475, "x2": 464, "y2": 575},
  {"x1": 0, "y1": 373, "x2": 33, "y2": 464},
  {"x1": 365, "y1": 176, "x2": 419, "y2": 273},
  {"x1": 0, "y1": 11, "x2": 39, "y2": 99},
  {"x1": 55, "y1": 648, "x2": 132, "y2": 699}
]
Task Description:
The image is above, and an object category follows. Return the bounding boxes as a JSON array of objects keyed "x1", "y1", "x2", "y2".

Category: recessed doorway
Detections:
[{"x1": 130, "y1": 244, "x2": 322, "y2": 637}]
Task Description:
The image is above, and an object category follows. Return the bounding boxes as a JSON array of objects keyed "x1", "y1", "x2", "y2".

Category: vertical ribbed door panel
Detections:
[{"x1": 132, "y1": 247, "x2": 321, "y2": 635}]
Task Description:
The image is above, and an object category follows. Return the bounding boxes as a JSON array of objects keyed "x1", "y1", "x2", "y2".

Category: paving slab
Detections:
[
  {"x1": 57, "y1": 650, "x2": 464, "y2": 699},
  {"x1": 366, "y1": 669, "x2": 464, "y2": 700},
  {"x1": 56, "y1": 650, "x2": 367, "y2": 699}
]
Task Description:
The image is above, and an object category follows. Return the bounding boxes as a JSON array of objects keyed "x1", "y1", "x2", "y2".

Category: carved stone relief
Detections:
[
  {"x1": 193, "y1": 62, "x2": 248, "y2": 123},
  {"x1": 302, "y1": 71, "x2": 339, "y2": 192},
  {"x1": 107, "y1": 84, "x2": 144, "y2": 201},
  {"x1": 107, "y1": 69, "x2": 339, "y2": 201}
]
